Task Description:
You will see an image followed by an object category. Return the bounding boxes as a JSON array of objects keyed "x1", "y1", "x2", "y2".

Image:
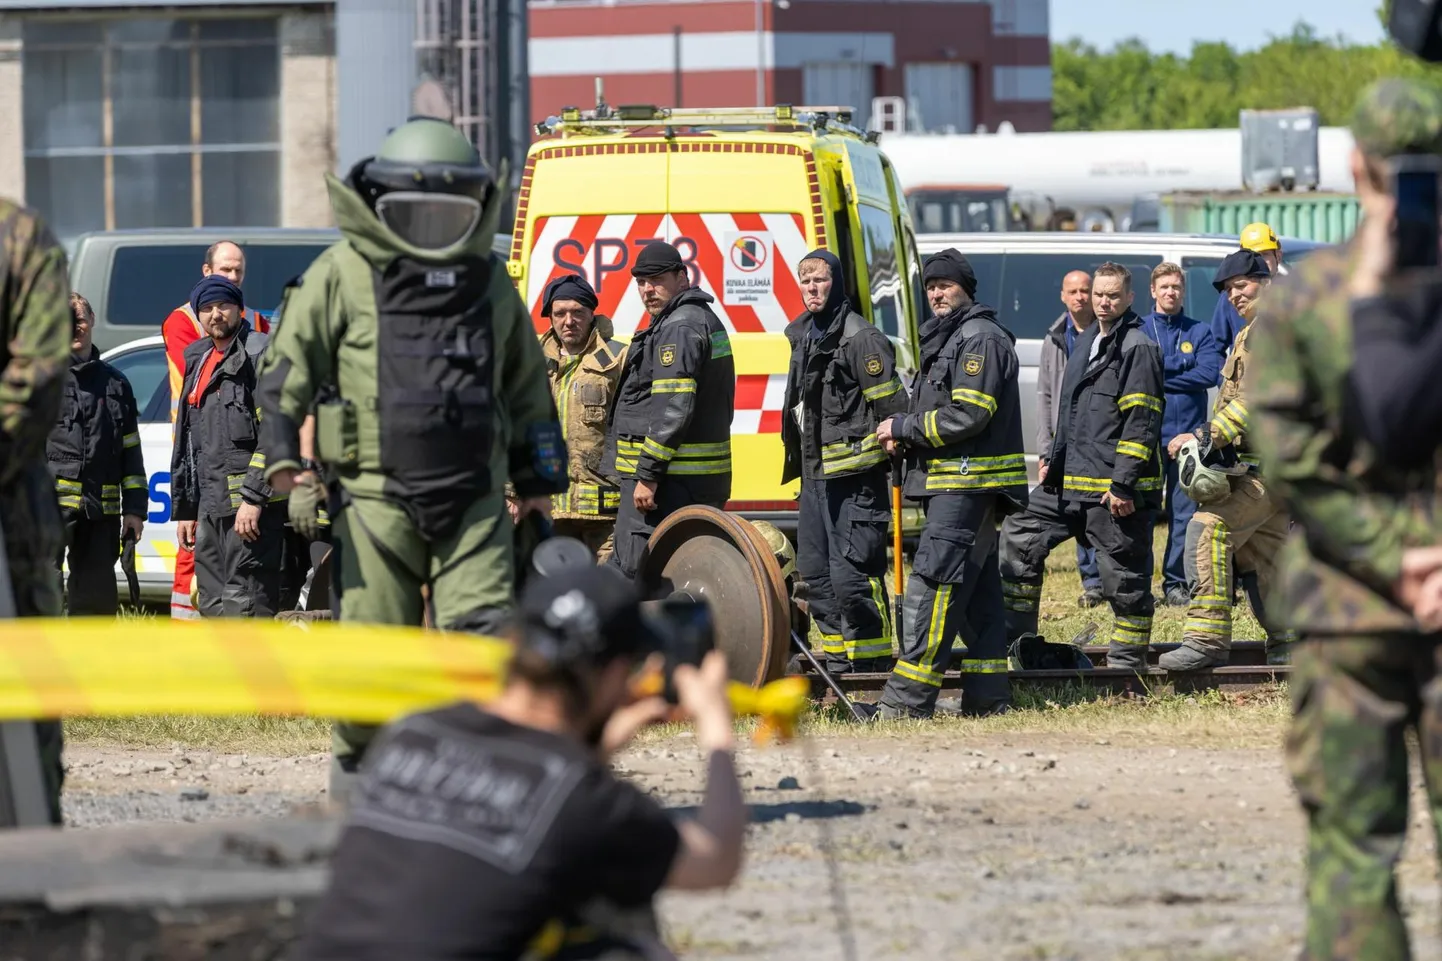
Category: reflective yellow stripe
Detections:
[
  {"x1": 55, "y1": 478, "x2": 82, "y2": 494},
  {"x1": 951, "y1": 388, "x2": 997, "y2": 414},
  {"x1": 821, "y1": 434, "x2": 886, "y2": 476},
  {"x1": 565, "y1": 483, "x2": 621, "y2": 516},
  {"x1": 1116, "y1": 440, "x2": 1151, "y2": 461},
  {"x1": 1211, "y1": 400, "x2": 1248, "y2": 445},
  {"x1": 894, "y1": 659, "x2": 944, "y2": 687},
  {"x1": 921, "y1": 583, "x2": 952, "y2": 676},
  {"x1": 1118, "y1": 393, "x2": 1163, "y2": 414},
  {"x1": 1002, "y1": 580, "x2": 1040, "y2": 613},
  {"x1": 927, "y1": 454, "x2": 1026, "y2": 474},
  {"x1": 652, "y1": 378, "x2": 696, "y2": 394},
  {"x1": 642, "y1": 438, "x2": 676, "y2": 462},
  {"x1": 709, "y1": 331, "x2": 732, "y2": 359},
  {"x1": 924, "y1": 471, "x2": 1028, "y2": 492},
  {"x1": 958, "y1": 658, "x2": 1009, "y2": 674},
  {"x1": 57, "y1": 495, "x2": 82, "y2": 510},
  {"x1": 666, "y1": 458, "x2": 731, "y2": 475},
  {"x1": 249, "y1": 450, "x2": 266, "y2": 470},
  {"x1": 227, "y1": 474, "x2": 245, "y2": 489},
  {"x1": 862, "y1": 378, "x2": 902, "y2": 402},
  {"x1": 923, "y1": 410, "x2": 943, "y2": 447},
  {"x1": 122, "y1": 475, "x2": 146, "y2": 491},
  {"x1": 819, "y1": 633, "x2": 846, "y2": 656},
  {"x1": 1063, "y1": 473, "x2": 1163, "y2": 494},
  {"x1": 1110, "y1": 614, "x2": 1152, "y2": 646},
  {"x1": 122, "y1": 432, "x2": 140, "y2": 448}
]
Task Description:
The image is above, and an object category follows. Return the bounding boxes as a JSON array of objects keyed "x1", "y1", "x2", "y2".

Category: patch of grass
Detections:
[{"x1": 64, "y1": 714, "x2": 330, "y2": 754}]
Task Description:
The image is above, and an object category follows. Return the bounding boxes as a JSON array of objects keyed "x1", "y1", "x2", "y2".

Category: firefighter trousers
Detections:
[
  {"x1": 1183, "y1": 472, "x2": 1289, "y2": 653},
  {"x1": 608, "y1": 477, "x2": 726, "y2": 580},
  {"x1": 329, "y1": 491, "x2": 515, "y2": 770},
  {"x1": 878, "y1": 493, "x2": 1008, "y2": 717},
  {"x1": 551, "y1": 517, "x2": 617, "y2": 566},
  {"x1": 194, "y1": 507, "x2": 286, "y2": 619},
  {"x1": 796, "y1": 469, "x2": 893, "y2": 671},
  {"x1": 999, "y1": 486, "x2": 1156, "y2": 665},
  {"x1": 55, "y1": 513, "x2": 120, "y2": 616}
]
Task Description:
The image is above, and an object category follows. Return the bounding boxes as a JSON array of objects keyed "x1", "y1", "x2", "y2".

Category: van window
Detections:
[
  {"x1": 857, "y1": 204, "x2": 902, "y2": 338},
  {"x1": 1181, "y1": 256, "x2": 1226, "y2": 323},
  {"x1": 105, "y1": 343, "x2": 169, "y2": 422},
  {"x1": 991, "y1": 253, "x2": 1162, "y2": 339},
  {"x1": 104, "y1": 243, "x2": 330, "y2": 326}
]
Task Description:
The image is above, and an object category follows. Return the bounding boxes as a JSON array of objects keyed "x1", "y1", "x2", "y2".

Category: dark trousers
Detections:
[
  {"x1": 1076, "y1": 543, "x2": 1101, "y2": 590},
  {"x1": 999, "y1": 485, "x2": 1156, "y2": 657},
  {"x1": 879, "y1": 493, "x2": 1008, "y2": 716},
  {"x1": 55, "y1": 513, "x2": 120, "y2": 616},
  {"x1": 796, "y1": 468, "x2": 893, "y2": 670},
  {"x1": 195, "y1": 506, "x2": 286, "y2": 617},
  {"x1": 1162, "y1": 457, "x2": 1197, "y2": 594},
  {"x1": 607, "y1": 476, "x2": 725, "y2": 580}
]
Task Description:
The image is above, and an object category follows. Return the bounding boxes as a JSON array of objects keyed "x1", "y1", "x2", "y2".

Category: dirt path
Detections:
[{"x1": 59, "y1": 731, "x2": 1442, "y2": 961}]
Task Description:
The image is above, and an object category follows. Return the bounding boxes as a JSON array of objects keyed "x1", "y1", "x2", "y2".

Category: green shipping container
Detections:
[{"x1": 1156, "y1": 192, "x2": 1360, "y2": 245}]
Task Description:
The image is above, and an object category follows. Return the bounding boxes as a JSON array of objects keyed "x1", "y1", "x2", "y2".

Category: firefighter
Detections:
[
  {"x1": 780, "y1": 249, "x2": 907, "y2": 674},
  {"x1": 1211, "y1": 222, "x2": 1282, "y2": 361},
  {"x1": 604, "y1": 241, "x2": 736, "y2": 580},
  {"x1": 162, "y1": 240, "x2": 271, "y2": 621},
  {"x1": 536, "y1": 273, "x2": 626, "y2": 563},
  {"x1": 48, "y1": 292, "x2": 147, "y2": 615},
  {"x1": 999, "y1": 262, "x2": 1165, "y2": 671},
  {"x1": 255, "y1": 117, "x2": 565, "y2": 800},
  {"x1": 1159, "y1": 249, "x2": 1291, "y2": 670},
  {"x1": 867, "y1": 249, "x2": 1027, "y2": 719},
  {"x1": 172, "y1": 275, "x2": 286, "y2": 618}
]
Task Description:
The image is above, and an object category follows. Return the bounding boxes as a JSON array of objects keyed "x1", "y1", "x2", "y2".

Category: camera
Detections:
[
  {"x1": 645, "y1": 595, "x2": 717, "y2": 704},
  {"x1": 1392, "y1": 154, "x2": 1442, "y2": 269}
]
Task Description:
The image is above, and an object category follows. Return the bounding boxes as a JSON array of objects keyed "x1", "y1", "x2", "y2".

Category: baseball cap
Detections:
[{"x1": 517, "y1": 565, "x2": 667, "y2": 667}]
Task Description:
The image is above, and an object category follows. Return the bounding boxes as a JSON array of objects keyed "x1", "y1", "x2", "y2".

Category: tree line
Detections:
[{"x1": 1051, "y1": 10, "x2": 1442, "y2": 132}]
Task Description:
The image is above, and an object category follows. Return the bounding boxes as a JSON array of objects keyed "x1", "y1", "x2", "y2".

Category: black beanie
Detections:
[
  {"x1": 542, "y1": 273, "x2": 599, "y2": 317},
  {"x1": 922, "y1": 248, "x2": 978, "y2": 297},
  {"x1": 631, "y1": 242, "x2": 686, "y2": 278}
]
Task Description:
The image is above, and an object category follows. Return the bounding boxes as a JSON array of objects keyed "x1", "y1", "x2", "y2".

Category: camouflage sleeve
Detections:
[
  {"x1": 256, "y1": 255, "x2": 341, "y2": 480},
  {"x1": 1247, "y1": 284, "x2": 1413, "y2": 596},
  {"x1": 498, "y1": 273, "x2": 566, "y2": 498},
  {"x1": 0, "y1": 204, "x2": 70, "y2": 481}
]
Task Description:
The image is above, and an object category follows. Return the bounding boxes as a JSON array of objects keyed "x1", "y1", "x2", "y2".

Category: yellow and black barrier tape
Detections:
[{"x1": 0, "y1": 617, "x2": 812, "y2": 742}]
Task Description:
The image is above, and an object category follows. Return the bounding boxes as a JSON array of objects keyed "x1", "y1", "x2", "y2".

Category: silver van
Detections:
[{"x1": 913, "y1": 232, "x2": 1331, "y2": 480}]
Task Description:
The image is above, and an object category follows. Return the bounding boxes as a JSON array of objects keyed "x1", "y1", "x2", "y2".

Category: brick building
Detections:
[{"x1": 527, "y1": 0, "x2": 1052, "y2": 135}]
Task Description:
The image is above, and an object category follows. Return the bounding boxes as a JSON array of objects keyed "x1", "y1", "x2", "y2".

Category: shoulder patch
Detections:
[
  {"x1": 962, "y1": 352, "x2": 984, "y2": 377},
  {"x1": 863, "y1": 352, "x2": 883, "y2": 377},
  {"x1": 659, "y1": 344, "x2": 677, "y2": 367}
]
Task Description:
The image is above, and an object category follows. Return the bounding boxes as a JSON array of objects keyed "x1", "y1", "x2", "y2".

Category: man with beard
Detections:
[
  {"x1": 603, "y1": 242, "x2": 736, "y2": 580},
  {"x1": 866, "y1": 249, "x2": 1027, "y2": 719},
  {"x1": 172, "y1": 275, "x2": 285, "y2": 617},
  {"x1": 780, "y1": 250, "x2": 908, "y2": 675},
  {"x1": 999, "y1": 262, "x2": 1165, "y2": 671}
]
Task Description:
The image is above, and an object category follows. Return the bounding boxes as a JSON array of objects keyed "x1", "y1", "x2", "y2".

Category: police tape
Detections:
[{"x1": 0, "y1": 617, "x2": 812, "y2": 738}]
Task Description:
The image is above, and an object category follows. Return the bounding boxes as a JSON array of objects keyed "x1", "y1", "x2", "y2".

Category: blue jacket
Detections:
[
  {"x1": 1210, "y1": 297, "x2": 1247, "y2": 358},
  {"x1": 1139, "y1": 310, "x2": 1222, "y2": 438}
]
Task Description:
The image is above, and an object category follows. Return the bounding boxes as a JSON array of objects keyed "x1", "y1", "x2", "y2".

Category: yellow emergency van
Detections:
[{"x1": 507, "y1": 102, "x2": 925, "y2": 527}]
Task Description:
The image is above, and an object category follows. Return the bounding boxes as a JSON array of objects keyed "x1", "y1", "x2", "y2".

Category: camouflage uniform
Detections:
[
  {"x1": 0, "y1": 198, "x2": 72, "y2": 824},
  {"x1": 541, "y1": 313, "x2": 626, "y2": 563},
  {"x1": 1247, "y1": 79, "x2": 1442, "y2": 961}
]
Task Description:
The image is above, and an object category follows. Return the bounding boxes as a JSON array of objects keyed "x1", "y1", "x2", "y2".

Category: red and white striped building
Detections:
[{"x1": 527, "y1": 0, "x2": 1052, "y2": 135}]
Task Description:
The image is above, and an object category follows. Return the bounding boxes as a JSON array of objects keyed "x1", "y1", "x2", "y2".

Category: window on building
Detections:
[
  {"x1": 903, "y1": 63, "x2": 974, "y2": 134},
  {"x1": 856, "y1": 204, "x2": 901, "y2": 338},
  {"x1": 21, "y1": 16, "x2": 281, "y2": 243}
]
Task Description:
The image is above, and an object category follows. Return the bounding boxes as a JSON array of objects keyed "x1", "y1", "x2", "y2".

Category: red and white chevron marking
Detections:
[{"x1": 732, "y1": 373, "x2": 788, "y2": 435}]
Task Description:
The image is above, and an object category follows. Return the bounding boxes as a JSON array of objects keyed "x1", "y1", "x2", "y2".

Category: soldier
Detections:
[
  {"x1": 172, "y1": 276, "x2": 286, "y2": 618},
  {"x1": 0, "y1": 196, "x2": 72, "y2": 824},
  {"x1": 1248, "y1": 78, "x2": 1442, "y2": 961},
  {"x1": 537, "y1": 273, "x2": 626, "y2": 562},
  {"x1": 1158, "y1": 251, "x2": 1289, "y2": 671},
  {"x1": 866, "y1": 249, "x2": 1026, "y2": 719},
  {"x1": 256, "y1": 117, "x2": 565, "y2": 797},
  {"x1": 48, "y1": 293, "x2": 147, "y2": 615},
  {"x1": 604, "y1": 242, "x2": 736, "y2": 580},
  {"x1": 999, "y1": 262, "x2": 1165, "y2": 671},
  {"x1": 780, "y1": 249, "x2": 908, "y2": 675}
]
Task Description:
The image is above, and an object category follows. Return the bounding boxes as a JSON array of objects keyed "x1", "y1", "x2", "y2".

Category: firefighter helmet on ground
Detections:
[{"x1": 750, "y1": 520, "x2": 796, "y2": 581}]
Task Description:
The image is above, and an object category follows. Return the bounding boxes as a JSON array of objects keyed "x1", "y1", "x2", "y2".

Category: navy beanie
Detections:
[
  {"x1": 190, "y1": 275, "x2": 245, "y2": 318},
  {"x1": 923, "y1": 248, "x2": 978, "y2": 297},
  {"x1": 542, "y1": 273, "x2": 599, "y2": 317},
  {"x1": 800, "y1": 248, "x2": 843, "y2": 280}
]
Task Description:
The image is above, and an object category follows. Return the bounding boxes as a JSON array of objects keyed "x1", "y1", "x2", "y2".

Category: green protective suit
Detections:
[{"x1": 255, "y1": 165, "x2": 565, "y2": 770}]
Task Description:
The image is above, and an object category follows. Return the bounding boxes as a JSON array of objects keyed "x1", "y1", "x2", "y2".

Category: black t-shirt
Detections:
[{"x1": 302, "y1": 704, "x2": 681, "y2": 961}]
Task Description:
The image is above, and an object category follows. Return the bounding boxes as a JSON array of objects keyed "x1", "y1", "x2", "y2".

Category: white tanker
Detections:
[{"x1": 879, "y1": 125, "x2": 1358, "y2": 232}]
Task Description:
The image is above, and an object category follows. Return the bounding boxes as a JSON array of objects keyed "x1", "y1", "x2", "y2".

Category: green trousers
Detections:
[
  {"x1": 330, "y1": 492, "x2": 515, "y2": 767},
  {"x1": 1, "y1": 463, "x2": 66, "y2": 824},
  {"x1": 1286, "y1": 633, "x2": 1442, "y2": 961}
]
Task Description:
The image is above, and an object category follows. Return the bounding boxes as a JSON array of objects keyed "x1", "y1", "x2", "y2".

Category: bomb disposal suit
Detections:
[
  {"x1": 875, "y1": 250, "x2": 1027, "y2": 719},
  {"x1": 256, "y1": 118, "x2": 566, "y2": 781},
  {"x1": 780, "y1": 249, "x2": 908, "y2": 674}
]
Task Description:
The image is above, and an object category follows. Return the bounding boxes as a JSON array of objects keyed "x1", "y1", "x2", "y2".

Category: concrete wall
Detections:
[
  {"x1": 0, "y1": 16, "x2": 24, "y2": 203},
  {"x1": 280, "y1": 10, "x2": 338, "y2": 228}
]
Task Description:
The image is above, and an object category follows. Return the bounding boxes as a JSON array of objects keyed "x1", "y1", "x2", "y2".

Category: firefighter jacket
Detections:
[
  {"x1": 780, "y1": 305, "x2": 908, "y2": 484},
  {"x1": 1043, "y1": 310, "x2": 1165, "y2": 509},
  {"x1": 542, "y1": 314, "x2": 627, "y2": 519},
  {"x1": 894, "y1": 302, "x2": 1028, "y2": 513},
  {"x1": 603, "y1": 287, "x2": 736, "y2": 503},
  {"x1": 163, "y1": 302, "x2": 270, "y2": 424},
  {"x1": 46, "y1": 347, "x2": 147, "y2": 519},
  {"x1": 255, "y1": 171, "x2": 565, "y2": 543},
  {"x1": 1204, "y1": 317, "x2": 1259, "y2": 470},
  {"x1": 172, "y1": 323, "x2": 281, "y2": 521}
]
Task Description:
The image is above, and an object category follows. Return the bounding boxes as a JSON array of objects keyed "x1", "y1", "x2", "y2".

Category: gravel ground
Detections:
[{"x1": 58, "y1": 732, "x2": 1442, "y2": 961}]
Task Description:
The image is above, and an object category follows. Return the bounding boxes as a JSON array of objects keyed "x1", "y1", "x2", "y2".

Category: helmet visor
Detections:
[{"x1": 375, "y1": 192, "x2": 482, "y2": 250}]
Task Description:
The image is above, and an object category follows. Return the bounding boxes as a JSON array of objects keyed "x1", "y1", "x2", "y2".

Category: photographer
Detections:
[
  {"x1": 1247, "y1": 77, "x2": 1442, "y2": 961},
  {"x1": 301, "y1": 565, "x2": 746, "y2": 961}
]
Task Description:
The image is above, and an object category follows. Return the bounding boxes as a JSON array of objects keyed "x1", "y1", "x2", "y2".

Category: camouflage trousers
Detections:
[
  {"x1": 1287, "y1": 633, "x2": 1442, "y2": 961},
  {"x1": 0, "y1": 463, "x2": 66, "y2": 824}
]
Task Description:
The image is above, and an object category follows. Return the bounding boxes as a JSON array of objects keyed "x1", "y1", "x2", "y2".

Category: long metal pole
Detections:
[{"x1": 754, "y1": 0, "x2": 764, "y2": 106}]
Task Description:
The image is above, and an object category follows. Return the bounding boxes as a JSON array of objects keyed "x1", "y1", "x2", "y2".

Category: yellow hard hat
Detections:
[{"x1": 1239, "y1": 222, "x2": 1280, "y2": 253}]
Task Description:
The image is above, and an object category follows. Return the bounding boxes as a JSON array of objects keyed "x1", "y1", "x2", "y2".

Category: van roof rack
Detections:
[{"x1": 534, "y1": 103, "x2": 868, "y2": 139}]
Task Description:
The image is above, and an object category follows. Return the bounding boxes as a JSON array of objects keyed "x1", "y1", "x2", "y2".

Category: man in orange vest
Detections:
[{"x1": 162, "y1": 240, "x2": 270, "y2": 620}]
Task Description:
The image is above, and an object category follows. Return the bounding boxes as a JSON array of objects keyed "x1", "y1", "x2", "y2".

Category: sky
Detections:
[{"x1": 1049, "y1": 0, "x2": 1388, "y2": 56}]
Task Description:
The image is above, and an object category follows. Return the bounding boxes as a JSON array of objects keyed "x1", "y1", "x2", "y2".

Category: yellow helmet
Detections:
[{"x1": 1239, "y1": 222, "x2": 1280, "y2": 253}]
